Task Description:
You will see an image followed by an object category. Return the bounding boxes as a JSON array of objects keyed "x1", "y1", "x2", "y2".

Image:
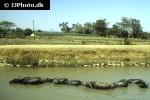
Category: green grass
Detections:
[
  {"x1": 0, "y1": 32, "x2": 150, "y2": 45},
  {"x1": 0, "y1": 32, "x2": 150, "y2": 67}
]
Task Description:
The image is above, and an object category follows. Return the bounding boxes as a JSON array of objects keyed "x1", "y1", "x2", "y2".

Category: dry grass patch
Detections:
[{"x1": 0, "y1": 45, "x2": 150, "y2": 67}]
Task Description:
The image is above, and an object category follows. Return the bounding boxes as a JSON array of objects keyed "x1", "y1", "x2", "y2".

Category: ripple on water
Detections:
[{"x1": 0, "y1": 67, "x2": 150, "y2": 100}]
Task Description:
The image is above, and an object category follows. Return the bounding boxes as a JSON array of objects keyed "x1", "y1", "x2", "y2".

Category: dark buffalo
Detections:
[
  {"x1": 44, "y1": 78, "x2": 54, "y2": 83},
  {"x1": 53, "y1": 78, "x2": 68, "y2": 84},
  {"x1": 9, "y1": 77, "x2": 44, "y2": 85},
  {"x1": 85, "y1": 81, "x2": 115, "y2": 89},
  {"x1": 138, "y1": 82, "x2": 148, "y2": 88},
  {"x1": 9, "y1": 77, "x2": 148, "y2": 89},
  {"x1": 84, "y1": 81, "x2": 96, "y2": 88},
  {"x1": 67, "y1": 80, "x2": 82, "y2": 86},
  {"x1": 128, "y1": 79, "x2": 148, "y2": 88},
  {"x1": 93, "y1": 82, "x2": 115, "y2": 89},
  {"x1": 128, "y1": 79, "x2": 145, "y2": 84},
  {"x1": 20, "y1": 77, "x2": 44, "y2": 85},
  {"x1": 9, "y1": 77, "x2": 21, "y2": 84},
  {"x1": 113, "y1": 79, "x2": 129, "y2": 87}
]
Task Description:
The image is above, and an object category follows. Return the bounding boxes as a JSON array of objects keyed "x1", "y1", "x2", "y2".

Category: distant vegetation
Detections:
[
  {"x1": 59, "y1": 17, "x2": 150, "y2": 39},
  {"x1": 0, "y1": 33, "x2": 150, "y2": 45},
  {"x1": 0, "y1": 21, "x2": 32, "y2": 38},
  {"x1": 0, "y1": 17, "x2": 150, "y2": 45}
]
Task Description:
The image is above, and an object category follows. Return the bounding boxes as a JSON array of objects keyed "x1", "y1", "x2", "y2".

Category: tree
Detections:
[
  {"x1": 121, "y1": 31, "x2": 129, "y2": 38},
  {"x1": 116, "y1": 17, "x2": 143, "y2": 38},
  {"x1": 0, "y1": 21, "x2": 16, "y2": 37},
  {"x1": 10, "y1": 29, "x2": 16, "y2": 38},
  {"x1": 117, "y1": 17, "x2": 131, "y2": 32},
  {"x1": 94, "y1": 19, "x2": 108, "y2": 36},
  {"x1": 0, "y1": 27, "x2": 3, "y2": 37},
  {"x1": 130, "y1": 18, "x2": 143, "y2": 38},
  {"x1": 37, "y1": 29, "x2": 42, "y2": 32},
  {"x1": 71, "y1": 23, "x2": 83, "y2": 33},
  {"x1": 15, "y1": 27, "x2": 25, "y2": 38},
  {"x1": 24, "y1": 28, "x2": 32, "y2": 36},
  {"x1": 83, "y1": 22, "x2": 94, "y2": 34},
  {"x1": 111, "y1": 24, "x2": 122, "y2": 37},
  {"x1": 142, "y1": 32, "x2": 150, "y2": 39},
  {"x1": 59, "y1": 22, "x2": 71, "y2": 33}
]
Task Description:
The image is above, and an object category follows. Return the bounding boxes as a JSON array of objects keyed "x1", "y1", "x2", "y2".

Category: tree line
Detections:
[
  {"x1": 59, "y1": 17, "x2": 150, "y2": 39},
  {"x1": 1, "y1": 18, "x2": 149, "y2": 39},
  {"x1": 0, "y1": 21, "x2": 32, "y2": 38}
]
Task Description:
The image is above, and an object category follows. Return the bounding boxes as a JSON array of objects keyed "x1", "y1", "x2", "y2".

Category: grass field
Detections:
[
  {"x1": 0, "y1": 45, "x2": 150, "y2": 67},
  {"x1": 0, "y1": 33, "x2": 150, "y2": 45},
  {"x1": 0, "y1": 33, "x2": 150, "y2": 67}
]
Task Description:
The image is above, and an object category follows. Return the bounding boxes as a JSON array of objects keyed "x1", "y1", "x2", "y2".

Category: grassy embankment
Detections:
[{"x1": 0, "y1": 45, "x2": 150, "y2": 68}]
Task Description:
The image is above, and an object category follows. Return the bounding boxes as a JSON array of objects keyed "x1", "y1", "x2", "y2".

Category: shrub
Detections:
[
  {"x1": 81, "y1": 41, "x2": 86, "y2": 45},
  {"x1": 6, "y1": 54, "x2": 38, "y2": 67},
  {"x1": 124, "y1": 38, "x2": 131, "y2": 45},
  {"x1": 117, "y1": 40, "x2": 123, "y2": 45},
  {"x1": 24, "y1": 28, "x2": 32, "y2": 36},
  {"x1": 124, "y1": 58, "x2": 130, "y2": 62}
]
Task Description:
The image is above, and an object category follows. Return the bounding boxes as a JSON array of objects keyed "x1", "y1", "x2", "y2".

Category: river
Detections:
[{"x1": 0, "y1": 66, "x2": 150, "y2": 100}]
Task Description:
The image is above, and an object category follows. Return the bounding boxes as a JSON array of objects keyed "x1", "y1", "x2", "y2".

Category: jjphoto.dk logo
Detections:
[
  {"x1": 4, "y1": 2, "x2": 44, "y2": 8},
  {"x1": 1, "y1": 0, "x2": 50, "y2": 10}
]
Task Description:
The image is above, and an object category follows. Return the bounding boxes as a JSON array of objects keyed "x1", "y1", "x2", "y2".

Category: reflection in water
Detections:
[{"x1": 0, "y1": 66, "x2": 150, "y2": 100}]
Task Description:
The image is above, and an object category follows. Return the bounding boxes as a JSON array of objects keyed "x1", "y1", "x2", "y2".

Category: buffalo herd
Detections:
[{"x1": 9, "y1": 77, "x2": 148, "y2": 90}]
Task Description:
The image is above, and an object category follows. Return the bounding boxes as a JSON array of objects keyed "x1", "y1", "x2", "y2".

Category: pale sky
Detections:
[{"x1": 0, "y1": 0, "x2": 150, "y2": 32}]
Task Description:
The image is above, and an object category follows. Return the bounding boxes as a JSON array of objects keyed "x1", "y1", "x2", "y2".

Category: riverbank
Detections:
[{"x1": 0, "y1": 45, "x2": 150, "y2": 68}]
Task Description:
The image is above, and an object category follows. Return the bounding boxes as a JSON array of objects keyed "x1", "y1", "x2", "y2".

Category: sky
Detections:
[{"x1": 0, "y1": 0, "x2": 150, "y2": 32}]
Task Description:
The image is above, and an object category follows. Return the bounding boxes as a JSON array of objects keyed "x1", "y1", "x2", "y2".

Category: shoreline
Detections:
[{"x1": 0, "y1": 45, "x2": 150, "y2": 68}]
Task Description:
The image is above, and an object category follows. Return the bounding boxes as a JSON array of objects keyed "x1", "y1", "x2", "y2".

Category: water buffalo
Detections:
[
  {"x1": 67, "y1": 80, "x2": 82, "y2": 86},
  {"x1": 128, "y1": 79, "x2": 145, "y2": 84},
  {"x1": 93, "y1": 82, "x2": 115, "y2": 89},
  {"x1": 85, "y1": 81, "x2": 115, "y2": 89},
  {"x1": 138, "y1": 82, "x2": 148, "y2": 88},
  {"x1": 9, "y1": 77, "x2": 21, "y2": 84},
  {"x1": 9, "y1": 77, "x2": 148, "y2": 89},
  {"x1": 9, "y1": 77, "x2": 44, "y2": 85},
  {"x1": 113, "y1": 79, "x2": 129, "y2": 87},
  {"x1": 128, "y1": 79, "x2": 148, "y2": 88},
  {"x1": 53, "y1": 78, "x2": 68, "y2": 84},
  {"x1": 84, "y1": 81, "x2": 96, "y2": 88},
  {"x1": 43, "y1": 78, "x2": 54, "y2": 83}
]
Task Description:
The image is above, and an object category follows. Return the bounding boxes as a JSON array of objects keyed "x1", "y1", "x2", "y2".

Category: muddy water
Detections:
[{"x1": 0, "y1": 66, "x2": 150, "y2": 100}]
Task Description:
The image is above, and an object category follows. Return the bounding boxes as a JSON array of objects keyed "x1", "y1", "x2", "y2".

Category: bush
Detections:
[
  {"x1": 6, "y1": 54, "x2": 39, "y2": 67},
  {"x1": 124, "y1": 58, "x2": 130, "y2": 62},
  {"x1": 81, "y1": 41, "x2": 86, "y2": 45},
  {"x1": 124, "y1": 38, "x2": 131, "y2": 45},
  {"x1": 24, "y1": 28, "x2": 32, "y2": 36},
  {"x1": 16, "y1": 27, "x2": 25, "y2": 38}
]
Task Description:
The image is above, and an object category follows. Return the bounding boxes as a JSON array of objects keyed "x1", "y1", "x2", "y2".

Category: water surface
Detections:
[{"x1": 0, "y1": 66, "x2": 150, "y2": 100}]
